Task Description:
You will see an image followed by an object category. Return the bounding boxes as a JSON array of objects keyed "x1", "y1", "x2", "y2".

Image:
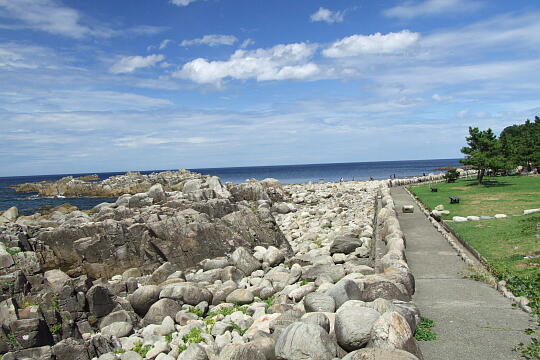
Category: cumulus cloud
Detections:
[
  {"x1": 110, "y1": 54, "x2": 165, "y2": 74},
  {"x1": 383, "y1": 0, "x2": 483, "y2": 19},
  {"x1": 181, "y1": 34, "x2": 238, "y2": 47},
  {"x1": 310, "y1": 7, "x2": 345, "y2": 23},
  {"x1": 170, "y1": 0, "x2": 199, "y2": 6},
  {"x1": 323, "y1": 30, "x2": 420, "y2": 58},
  {"x1": 174, "y1": 43, "x2": 320, "y2": 85}
]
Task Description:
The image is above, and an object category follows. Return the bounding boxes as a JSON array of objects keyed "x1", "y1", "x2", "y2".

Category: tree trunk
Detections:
[{"x1": 478, "y1": 169, "x2": 485, "y2": 184}]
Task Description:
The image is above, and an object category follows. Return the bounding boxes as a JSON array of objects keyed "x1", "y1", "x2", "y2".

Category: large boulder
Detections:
[
  {"x1": 143, "y1": 298, "x2": 181, "y2": 325},
  {"x1": 230, "y1": 247, "x2": 261, "y2": 276},
  {"x1": 303, "y1": 292, "x2": 336, "y2": 313},
  {"x1": 159, "y1": 283, "x2": 212, "y2": 305},
  {"x1": 219, "y1": 343, "x2": 266, "y2": 360},
  {"x1": 370, "y1": 311, "x2": 417, "y2": 354},
  {"x1": 86, "y1": 285, "x2": 116, "y2": 318},
  {"x1": 128, "y1": 285, "x2": 161, "y2": 316},
  {"x1": 275, "y1": 322, "x2": 340, "y2": 360},
  {"x1": 10, "y1": 318, "x2": 54, "y2": 349},
  {"x1": 342, "y1": 348, "x2": 419, "y2": 360},
  {"x1": 326, "y1": 278, "x2": 362, "y2": 309},
  {"x1": 330, "y1": 236, "x2": 362, "y2": 255},
  {"x1": 335, "y1": 301, "x2": 380, "y2": 351}
]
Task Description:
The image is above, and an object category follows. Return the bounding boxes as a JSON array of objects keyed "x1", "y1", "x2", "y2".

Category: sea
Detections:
[{"x1": 0, "y1": 158, "x2": 461, "y2": 215}]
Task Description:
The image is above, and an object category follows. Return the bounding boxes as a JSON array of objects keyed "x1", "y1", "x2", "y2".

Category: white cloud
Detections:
[
  {"x1": 384, "y1": 0, "x2": 483, "y2": 19},
  {"x1": 159, "y1": 39, "x2": 173, "y2": 50},
  {"x1": 174, "y1": 43, "x2": 320, "y2": 85},
  {"x1": 170, "y1": 0, "x2": 199, "y2": 6},
  {"x1": 310, "y1": 7, "x2": 345, "y2": 24},
  {"x1": 110, "y1": 54, "x2": 165, "y2": 74},
  {"x1": 323, "y1": 30, "x2": 420, "y2": 58},
  {"x1": 240, "y1": 39, "x2": 255, "y2": 49},
  {"x1": 181, "y1": 34, "x2": 238, "y2": 47},
  {"x1": 0, "y1": 0, "x2": 91, "y2": 38},
  {"x1": 0, "y1": 0, "x2": 166, "y2": 39}
]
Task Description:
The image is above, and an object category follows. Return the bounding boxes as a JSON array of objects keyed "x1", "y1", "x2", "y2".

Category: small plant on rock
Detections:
[
  {"x1": 6, "y1": 332, "x2": 17, "y2": 347},
  {"x1": 132, "y1": 341, "x2": 152, "y2": 358},
  {"x1": 188, "y1": 306, "x2": 204, "y2": 317},
  {"x1": 263, "y1": 296, "x2": 275, "y2": 311},
  {"x1": 115, "y1": 348, "x2": 126, "y2": 354},
  {"x1": 178, "y1": 344, "x2": 187, "y2": 354},
  {"x1": 49, "y1": 323, "x2": 62, "y2": 335},
  {"x1": 6, "y1": 248, "x2": 21, "y2": 256},
  {"x1": 414, "y1": 317, "x2": 437, "y2": 341},
  {"x1": 229, "y1": 321, "x2": 247, "y2": 336},
  {"x1": 164, "y1": 331, "x2": 174, "y2": 343},
  {"x1": 182, "y1": 327, "x2": 204, "y2": 345}
]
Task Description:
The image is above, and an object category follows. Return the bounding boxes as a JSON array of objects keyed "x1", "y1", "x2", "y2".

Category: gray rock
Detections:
[
  {"x1": 330, "y1": 236, "x2": 363, "y2": 255},
  {"x1": 342, "y1": 348, "x2": 419, "y2": 360},
  {"x1": 2, "y1": 206, "x2": 18, "y2": 221},
  {"x1": 128, "y1": 285, "x2": 161, "y2": 316},
  {"x1": 119, "y1": 351, "x2": 144, "y2": 360},
  {"x1": 101, "y1": 322, "x2": 133, "y2": 338},
  {"x1": 1, "y1": 346, "x2": 53, "y2": 360},
  {"x1": 99, "y1": 310, "x2": 132, "y2": 330},
  {"x1": 326, "y1": 278, "x2": 362, "y2": 309},
  {"x1": 202, "y1": 257, "x2": 230, "y2": 271},
  {"x1": 304, "y1": 292, "x2": 336, "y2": 312},
  {"x1": 275, "y1": 322, "x2": 339, "y2": 360},
  {"x1": 147, "y1": 184, "x2": 166, "y2": 203},
  {"x1": 52, "y1": 338, "x2": 90, "y2": 360},
  {"x1": 143, "y1": 298, "x2": 181, "y2": 325},
  {"x1": 178, "y1": 343, "x2": 208, "y2": 360},
  {"x1": 86, "y1": 285, "x2": 116, "y2": 318},
  {"x1": 43, "y1": 269, "x2": 70, "y2": 292},
  {"x1": 301, "y1": 264, "x2": 345, "y2": 283},
  {"x1": 160, "y1": 283, "x2": 213, "y2": 305},
  {"x1": 150, "y1": 262, "x2": 177, "y2": 284},
  {"x1": 264, "y1": 246, "x2": 285, "y2": 266},
  {"x1": 212, "y1": 281, "x2": 238, "y2": 305},
  {"x1": 230, "y1": 247, "x2": 261, "y2": 276},
  {"x1": 301, "y1": 312, "x2": 330, "y2": 333},
  {"x1": 370, "y1": 311, "x2": 416, "y2": 354},
  {"x1": 226, "y1": 289, "x2": 254, "y2": 305},
  {"x1": 10, "y1": 318, "x2": 53, "y2": 349},
  {"x1": 335, "y1": 301, "x2": 380, "y2": 351},
  {"x1": 219, "y1": 343, "x2": 266, "y2": 360},
  {"x1": 361, "y1": 278, "x2": 410, "y2": 302}
]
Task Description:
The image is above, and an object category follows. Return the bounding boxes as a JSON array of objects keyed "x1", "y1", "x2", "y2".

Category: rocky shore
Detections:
[{"x1": 0, "y1": 170, "x2": 444, "y2": 360}]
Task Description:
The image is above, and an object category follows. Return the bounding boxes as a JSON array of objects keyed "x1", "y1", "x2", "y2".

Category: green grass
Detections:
[
  {"x1": 414, "y1": 317, "x2": 437, "y2": 341},
  {"x1": 410, "y1": 176, "x2": 540, "y2": 219}
]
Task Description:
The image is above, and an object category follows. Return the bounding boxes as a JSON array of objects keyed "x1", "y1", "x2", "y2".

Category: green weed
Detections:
[{"x1": 414, "y1": 317, "x2": 437, "y2": 341}]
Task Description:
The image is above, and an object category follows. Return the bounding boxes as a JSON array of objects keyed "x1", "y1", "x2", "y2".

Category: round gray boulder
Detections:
[
  {"x1": 335, "y1": 300, "x2": 380, "y2": 351},
  {"x1": 275, "y1": 322, "x2": 339, "y2": 360}
]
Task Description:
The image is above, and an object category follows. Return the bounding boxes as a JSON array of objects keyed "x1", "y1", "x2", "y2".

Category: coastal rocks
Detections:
[
  {"x1": 334, "y1": 301, "x2": 380, "y2": 351},
  {"x1": 143, "y1": 299, "x2": 181, "y2": 325},
  {"x1": 128, "y1": 285, "x2": 161, "y2": 316},
  {"x1": 275, "y1": 322, "x2": 340, "y2": 360},
  {"x1": 303, "y1": 292, "x2": 336, "y2": 313}
]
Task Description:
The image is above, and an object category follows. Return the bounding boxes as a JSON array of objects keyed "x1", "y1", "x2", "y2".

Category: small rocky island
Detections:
[{"x1": 0, "y1": 169, "x2": 437, "y2": 360}]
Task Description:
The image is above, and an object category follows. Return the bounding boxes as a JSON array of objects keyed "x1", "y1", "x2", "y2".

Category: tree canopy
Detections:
[{"x1": 460, "y1": 116, "x2": 540, "y2": 183}]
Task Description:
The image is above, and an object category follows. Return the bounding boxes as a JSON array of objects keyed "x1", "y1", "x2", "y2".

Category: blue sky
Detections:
[{"x1": 1, "y1": 0, "x2": 539, "y2": 176}]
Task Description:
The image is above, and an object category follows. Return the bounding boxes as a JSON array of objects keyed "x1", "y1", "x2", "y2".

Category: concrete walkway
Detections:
[{"x1": 390, "y1": 186, "x2": 533, "y2": 360}]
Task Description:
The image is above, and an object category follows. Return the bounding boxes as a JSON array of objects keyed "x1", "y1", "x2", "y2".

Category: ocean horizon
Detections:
[{"x1": 0, "y1": 158, "x2": 462, "y2": 215}]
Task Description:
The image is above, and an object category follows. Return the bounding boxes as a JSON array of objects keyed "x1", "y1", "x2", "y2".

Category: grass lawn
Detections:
[
  {"x1": 410, "y1": 175, "x2": 540, "y2": 314},
  {"x1": 409, "y1": 175, "x2": 540, "y2": 220}
]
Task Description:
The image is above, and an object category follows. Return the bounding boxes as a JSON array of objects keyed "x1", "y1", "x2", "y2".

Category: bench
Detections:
[{"x1": 449, "y1": 196, "x2": 460, "y2": 204}]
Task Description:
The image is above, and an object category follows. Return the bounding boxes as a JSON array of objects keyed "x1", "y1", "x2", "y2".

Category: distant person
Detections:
[
  {"x1": 423, "y1": 172, "x2": 426, "y2": 176},
  {"x1": 369, "y1": 176, "x2": 373, "y2": 180}
]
